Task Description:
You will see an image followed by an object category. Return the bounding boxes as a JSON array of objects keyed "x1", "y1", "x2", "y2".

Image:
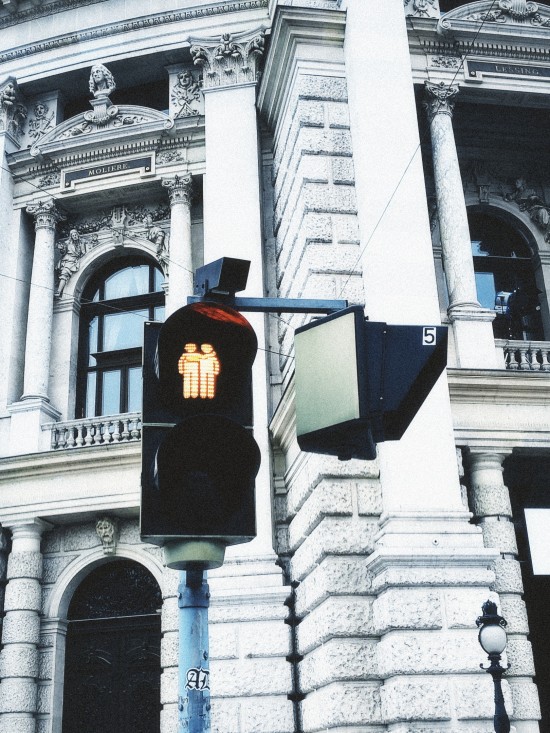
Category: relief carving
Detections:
[
  {"x1": 171, "y1": 70, "x2": 203, "y2": 118},
  {"x1": 464, "y1": 0, "x2": 550, "y2": 26},
  {"x1": 504, "y1": 177, "x2": 550, "y2": 240},
  {"x1": 0, "y1": 78, "x2": 27, "y2": 144},
  {"x1": 404, "y1": 0, "x2": 439, "y2": 18},
  {"x1": 95, "y1": 517, "x2": 119, "y2": 555},
  {"x1": 56, "y1": 229, "x2": 88, "y2": 297},
  {"x1": 27, "y1": 101, "x2": 55, "y2": 141}
]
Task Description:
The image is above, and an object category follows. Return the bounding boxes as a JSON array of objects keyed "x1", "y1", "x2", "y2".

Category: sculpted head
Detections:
[{"x1": 89, "y1": 64, "x2": 116, "y2": 98}]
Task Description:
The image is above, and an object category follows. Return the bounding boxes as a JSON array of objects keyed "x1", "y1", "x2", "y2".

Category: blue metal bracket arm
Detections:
[{"x1": 187, "y1": 295, "x2": 348, "y2": 314}]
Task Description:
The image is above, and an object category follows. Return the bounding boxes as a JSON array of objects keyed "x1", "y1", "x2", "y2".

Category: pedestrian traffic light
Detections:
[
  {"x1": 294, "y1": 306, "x2": 448, "y2": 460},
  {"x1": 140, "y1": 301, "x2": 260, "y2": 563}
]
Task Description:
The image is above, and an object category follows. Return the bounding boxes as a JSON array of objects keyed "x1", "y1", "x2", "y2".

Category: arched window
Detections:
[
  {"x1": 469, "y1": 211, "x2": 543, "y2": 341},
  {"x1": 77, "y1": 258, "x2": 164, "y2": 418}
]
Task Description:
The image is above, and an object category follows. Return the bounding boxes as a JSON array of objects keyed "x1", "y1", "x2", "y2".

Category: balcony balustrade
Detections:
[
  {"x1": 496, "y1": 339, "x2": 550, "y2": 371},
  {"x1": 44, "y1": 412, "x2": 142, "y2": 450}
]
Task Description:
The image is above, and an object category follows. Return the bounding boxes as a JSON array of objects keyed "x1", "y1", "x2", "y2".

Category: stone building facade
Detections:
[{"x1": 0, "y1": 0, "x2": 549, "y2": 731}]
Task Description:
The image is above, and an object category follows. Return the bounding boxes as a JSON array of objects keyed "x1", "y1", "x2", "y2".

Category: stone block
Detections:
[
  {"x1": 296, "y1": 75, "x2": 348, "y2": 103},
  {"x1": 301, "y1": 681, "x2": 382, "y2": 730},
  {"x1": 4, "y1": 577, "x2": 41, "y2": 612},
  {"x1": 453, "y1": 675, "x2": 512, "y2": 718},
  {"x1": 492, "y1": 558, "x2": 524, "y2": 594},
  {"x1": 370, "y1": 564, "x2": 495, "y2": 593},
  {"x1": 377, "y1": 632, "x2": 479, "y2": 677},
  {"x1": 160, "y1": 631, "x2": 178, "y2": 668},
  {"x1": 481, "y1": 519, "x2": 518, "y2": 554},
  {"x1": 36, "y1": 682, "x2": 50, "y2": 714},
  {"x1": 42, "y1": 529, "x2": 61, "y2": 553},
  {"x1": 2, "y1": 611, "x2": 40, "y2": 643},
  {"x1": 7, "y1": 551, "x2": 42, "y2": 580},
  {"x1": 0, "y1": 715, "x2": 36, "y2": 733},
  {"x1": 0, "y1": 644, "x2": 38, "y2": 677},
  {"x1": 332, "y1": 157, "x2": 355, "y2": 184},
  {"x1": 209, "y1": 623, "x2": 239, "y2": 660},
  {"x1": 291, "y1": 516, "x2": 378, "y2": 580},
  {"x1": 160, "y1": 667, "x2": 178, "y2": 704},
  {"x1": 160, "y1": 703, "x2": 178, "y2": 733},
  {"x1": 38, "y1": 649, "x2": 53, "y2": 680},
  {"x1": 240, "y1": 620, "x2": 291, "y2": 658},
  {"x1": 298, "y1": 596, "x2": 375, "y2": 653},
  {"x1": 210, "y1": 698, "x2": 241, "y2": 733},
  {"x1": 380, "y1": 676, "x2": 451, "y2": 722},
  {"x1": 0, "y1": 677, "x2": 38, "y2": 713},
  {"x1": 210, "y1": 657, "x2": 291, "y2": 697},
  {"x1": 161, "y1": 595, "x2": 178, "y2": 633},
  {"x1": 42, "y1": 555, "x2": 77, "y2": 583},
  {"x1": 302, "y1": 180, "x2": 356, "y2": 215},
  {"x1": 288, "y1": 480, "x2": 353, "y2": 550},
  {"x1": 327, "y1": 101, "x2": 351, "y2": 129},
  {"x1": 444, "y1": 589, "x2": 498, "y2": 629},
  {"x1": 509, "y1": 679, "x2": 542, "y2": 719},
  {"x1": 62, "y1": 523, "x2": 99, "y2": 551},
  {"x1": 209, "y1": 601, "x2": 288, "y2": 625},
  {"x1": 471, "y1": 483, "x2": 512, "y2": 518},
  {"x1": 296, "y1": 556, "x2": 372, "y2": 616},
  {"x1": 506, "y1": 638, "x2": 536, "y2": 676},
  {"x1": 240, "y1": 696, "x2": 295, "y2": 733},
  {"x1": 500, "y1": 595, "x2": 529, "y2": 634},
  {"x1": 119, "y1": 519, "x2": 141, "y2": 544},
  {"x1": 373, "y1": 588, "x2": 443, "y2": 633},
  {"x1": 300, "y1": 638, "x2": 378, "y2": 691}
]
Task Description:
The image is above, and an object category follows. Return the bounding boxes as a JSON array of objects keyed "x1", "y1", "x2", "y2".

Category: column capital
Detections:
[
  {"x1": 424, "y1": 81, "x2": 459, "y2": 121},
  {"x1": 190, "y1": 29, "x2": 265, "y2": 91},
  {"x1": 26, "y1": 199, "x2": 65, "y2": 231},
  {"x1": 7, "y1": 518, "x2": 53, "y2": 541},
  {"x1": 162, "y1": 173, "x2": 193, "y2": 207}
]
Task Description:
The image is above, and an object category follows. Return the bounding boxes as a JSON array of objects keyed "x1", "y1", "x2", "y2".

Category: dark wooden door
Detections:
[{"x1": 62, "y1": 560, "x2": 162, "y2": 733}]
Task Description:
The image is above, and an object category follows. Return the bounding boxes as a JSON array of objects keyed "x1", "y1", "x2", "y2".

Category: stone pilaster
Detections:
[
  {"x1": 0, "y1": 529, "x2": 8, "y2": 629},
  {"x1": 0, "y1": 520, "x2": 50, "y2": 733},
  {"x1": 22, "y1": 200, "x2": 65, "y2": 402},
  {"x1": 424, "y1": 81, "x2": 499, "y2": 368},
  {"x1": 162, "y1": 173, "x2": 194, "y2": 317},
  {"x1": 466, "y1": 449, "x2": 542, "y2": 729}
]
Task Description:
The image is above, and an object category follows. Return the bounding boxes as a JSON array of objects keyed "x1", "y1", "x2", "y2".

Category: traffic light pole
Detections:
[{"x1": 178, "y1": 569, "x2": 211, "y2": 733}]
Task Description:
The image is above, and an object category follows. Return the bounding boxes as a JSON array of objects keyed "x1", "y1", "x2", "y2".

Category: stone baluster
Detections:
[
  {"x1": 424, "y1": 82, "x2": 499, "y2": 368},
  {"x1": 517, "y1": 343, "x2": 531, "y2": 370},
  {"x1": 466, "y1": 450, "x2": 540, "y2": 721},
  {"x1": 162, "y1": 173, "x2": 194, "y2": 317},
  {"x1": 22, "y1": 200, "x2": 65, "y2": 402},
  {"x1": 0, "y1": 520, "x2": 50, "y2": 733}
]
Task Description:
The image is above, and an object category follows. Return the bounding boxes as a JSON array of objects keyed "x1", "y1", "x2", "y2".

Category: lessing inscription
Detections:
[
  {"x1": 64, "y1": 156, "x2": 152, "y2": 187},
  {"x1": 468, "y1": 60, "x2": 550, "y2": 79}
]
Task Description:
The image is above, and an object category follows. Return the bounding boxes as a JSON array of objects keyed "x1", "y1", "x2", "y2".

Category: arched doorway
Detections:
[{"x1": 62, "y1": 559, "x2": 162, "y2": 733}]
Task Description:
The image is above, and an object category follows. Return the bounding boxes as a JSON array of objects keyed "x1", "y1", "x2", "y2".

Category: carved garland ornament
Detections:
[{"x1": 465, "y1": 0, "x2": 550, "y2": 26}]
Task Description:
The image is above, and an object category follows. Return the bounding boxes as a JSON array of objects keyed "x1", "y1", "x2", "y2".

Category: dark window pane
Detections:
[
  {"x1": 103, "y1": 310, "x2": 148, "y2": 351},
  {"x1": 104, "y1": 265, "x2": 149, "y2": 300},
  {"x1": 102, "y1": 370, "x2": 121, "y2": 415},
  {"x1": 128, "y1": 367, "x2": 142, "y2": 412},
  {"x1": 88, "y1": 317, "x2": 98, "y2": 366}
]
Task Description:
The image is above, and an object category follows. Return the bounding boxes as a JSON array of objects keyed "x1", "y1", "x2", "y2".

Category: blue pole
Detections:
[{"x1": 178, "y1": 569, "x2": 211, "y2": 733}]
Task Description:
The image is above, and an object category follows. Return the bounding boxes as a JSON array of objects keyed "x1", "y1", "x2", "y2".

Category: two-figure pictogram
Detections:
[{"x1": 178, "y1": 343, "x2": 220, "y2": 399}]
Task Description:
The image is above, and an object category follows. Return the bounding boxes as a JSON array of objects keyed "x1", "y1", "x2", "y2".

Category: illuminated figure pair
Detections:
[{"x1": 178, "y1": 343, "x2": 220, "y2": 399}]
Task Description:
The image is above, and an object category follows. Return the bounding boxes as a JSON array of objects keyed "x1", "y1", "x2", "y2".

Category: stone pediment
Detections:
[
  {"x1": 30, "y1": 104, "x2": 174, "y2": 158},
  {"x1": 439, "y1": 1, "x2": 550, "y2": 41}
]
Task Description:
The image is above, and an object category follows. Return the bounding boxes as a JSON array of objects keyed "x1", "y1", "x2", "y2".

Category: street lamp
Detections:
[{"x1": 476, "y1": 600, "x2": 511, "y2": 733}]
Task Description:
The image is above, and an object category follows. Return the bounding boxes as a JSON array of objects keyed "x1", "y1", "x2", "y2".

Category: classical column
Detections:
[
  {"x1": 0, "y1": 520, "x2": 50, "y2": 733},
  {"x1": 424, "y1": 81, "x2": 499, "y2": 367},
  {"x1": 22, "y1": 200, "x2": 64, "y2": 401},
  {"x1": 162, "y1": 173, "x2": 194, "y2": 317},
  {"x1": 466, "y1": 450, "x2": 541, "y2": 726},
  {"x1": 191, "y1": 30, "x2": 273, "y2": 553}
]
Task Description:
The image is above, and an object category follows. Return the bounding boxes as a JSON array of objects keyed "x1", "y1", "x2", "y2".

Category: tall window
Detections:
[
  {"x1": 469, "y1": 211, "x2": 543, "y2": 341},
  {"x1": 77, "y1": 258, "x2": 165, "y2": 418}
]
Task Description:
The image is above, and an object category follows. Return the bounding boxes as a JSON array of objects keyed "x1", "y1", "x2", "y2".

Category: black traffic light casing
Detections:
[
  {"x1": 141, "y1": 302, "x2": 260, "y2": 546},
  {"x1": 294, "y1": 306, "x2": 448, "y2": 460}
]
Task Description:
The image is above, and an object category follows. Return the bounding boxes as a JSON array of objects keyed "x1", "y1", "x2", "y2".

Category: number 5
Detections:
[{"x1": 423, "y1": 327, "x2": 436, "y2": 346}]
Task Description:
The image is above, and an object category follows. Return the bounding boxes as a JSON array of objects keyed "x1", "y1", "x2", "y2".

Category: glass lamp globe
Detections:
[{"x1": 479, "y1": 623, "x2": 507, "y2": 655}]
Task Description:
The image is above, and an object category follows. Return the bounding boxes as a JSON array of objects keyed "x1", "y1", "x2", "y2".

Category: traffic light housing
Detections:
[
  {"x1": 140, "y1": 302, "x2": 260, "y2": 554},
  {"x1": 294, "y1": 306, "x2": 448, "y2": 460}
]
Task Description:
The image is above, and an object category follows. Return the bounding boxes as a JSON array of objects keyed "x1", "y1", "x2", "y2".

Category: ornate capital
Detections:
[
  {"x1": 0, "y1": 77, "x2": 27, "y2": 145},
  {"x1": 424, "y1": 81, "x2": 459, "y2": 121},
  {"x1": 162, "y1": 173, "x2": 193, "y2": 207},
  {"x1": 26, "y1": 199, "x2": 65, "y2": 231},
  {"x1": 191, "y1": 30, "x2": 264, "y2": 90}
]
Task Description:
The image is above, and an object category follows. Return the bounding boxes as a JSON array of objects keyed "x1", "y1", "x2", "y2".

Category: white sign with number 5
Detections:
[{"x1": 422, "y1": 327, "x2": 437, "y2": 346}]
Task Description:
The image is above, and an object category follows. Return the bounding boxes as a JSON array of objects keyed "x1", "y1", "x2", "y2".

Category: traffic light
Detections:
[
  {"x1": 294, "y1": 306, "x2": 448, "y2": 460},
  {"x1": 140, "y1": 301, "x2": 260, "y2": 557}
]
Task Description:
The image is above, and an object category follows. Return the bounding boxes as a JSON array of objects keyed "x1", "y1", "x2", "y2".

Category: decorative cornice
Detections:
[
  {"x1": 0, "y1": 1, "x2": 269, "y2": 62},
  {"x1": 0, "y1": 0, "x2": 108, "y2": 31},
  {"x1": 423, "y1": 80, "x2": 459, "y2": 120},
  {"x1": 191, "y1": 29, "x2": 265, "y2": 90},
  {"x1": 162, "y1": 173, "x2": 193, "y2": 207}
]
